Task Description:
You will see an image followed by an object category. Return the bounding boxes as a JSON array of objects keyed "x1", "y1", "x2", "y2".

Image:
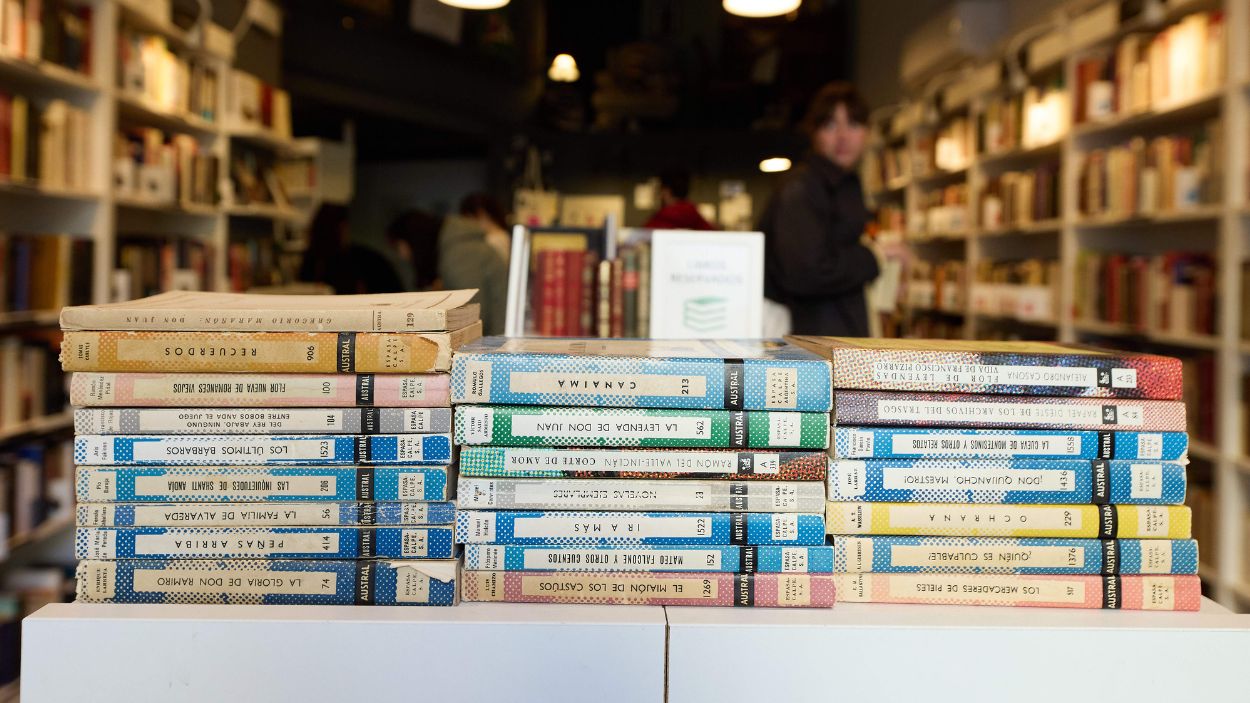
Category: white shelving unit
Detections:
[{"x1": 866, "y1": 0, "x2": 1250, "y2": 611}]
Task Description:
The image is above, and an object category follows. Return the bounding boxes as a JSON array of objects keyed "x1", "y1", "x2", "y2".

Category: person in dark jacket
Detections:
[
  {"x1": 299, "y1": 204, "x2": 404, "y2": 295},
  {"x1": 759, "y1": 82, "x2": 897, "y2": 336},
  {"x1": 644, "y1": 167, "x2": 716, "y2": 230}
]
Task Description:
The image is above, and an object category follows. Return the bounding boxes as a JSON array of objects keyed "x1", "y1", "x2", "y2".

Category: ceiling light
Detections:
[
  {"x1": 759, "y1": 157, "x2": 791, "y2": 173},
  {"x1": 438, "y1": 0, "x2": 509, "y2": 9},
  {"x1": 723, "y1": 0, "x2": 801, "y2": 18},
  {"x1": 548, "y1": 54, "x2": 580, "y2": 82}
]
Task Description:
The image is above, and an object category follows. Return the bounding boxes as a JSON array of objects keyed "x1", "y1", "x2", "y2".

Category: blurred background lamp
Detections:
[
  {"x1": 438, "y1": 0, "x2": 509, "y2": 9},
  {"x1": 724, "y1": 0, "x2": 801, "y2": 18},
  {"x1": 548, "y1": 54, "x2": 580, "y2": 82},
  {"x1": 759, "y1": 157, "x2": 792, "y2": 173}
]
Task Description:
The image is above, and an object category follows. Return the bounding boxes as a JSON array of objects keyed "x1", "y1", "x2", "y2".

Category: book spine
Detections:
[
  {"x1": 458, "y1": 477, "x2": 826, "y2": 513},
  {"x1": 59, "y1": 328, "x2": 479, "y2": 373},
  {"x1": 462, "y1": 570, "x2": 835, "y2": 607},
  {"x1": 455, "y1": 510, "x2": 827, "y2": 546},
  {"x1": 825, "y1": 503, "x2": 1192, "y2": 539},
  {"x1": 596, "y1": 259, "x2": 611, "y2": 338},
  {"x1": 449, "y1": 354, "x2": 833, "y2": 411},
  {"x1": 454, "y1": 406, "x2": 829, "y2": 449},
  {"x1": 463, "y1": 544, "x2": 836, "y2": 573},
  {"x1": 580, "y1": 251, "x2": 597, "y2": 337},
  {"x1": 834, "y1": 573, "x2": 1200, "y2": 610},
  {"x1": 610, "y1": 258, "x2": 624, "y2": 337},
  {"x1": 73, "y1": 434, "x2": 454, "y2": 466},
  {"x1": 622, "y1": 247, "x2": 638, "y2": 337},
  {"x1": 832, "y1": 391, "x2": 1188, "y2": 431},
  {"x1": 826, "y1": 459, "x2": 1187, "y2": 505},
  {"x1": 75, "y1": 466, "x2": 452, "y2": 502},
  {"x1": 68, "y1": 372, "x2": 451, "y2": 407},
  {"x1": 830, "y1": 536, "x2": 1199, "y2": 575},
  {"x1": 456, "y1": 447, "x2": 828, "y2": 481},
  {"x1": 831, "y1": 427, "x2": 1188, "y2": 460},
  {"x1": 75, "y1": 559, "x2": 459, "y2": 605},
  {"x1": 828, "y1": 347, "x2": 1183, "y2": 400},
  {"x1": 551, "y1": 249, "x2": 566, "y2": 336},
  {"x1": 637, "y1": 241, "x2": 651, "y2": 336},
  {"x1": 565, "y1": 250, "x2": 584, "y2": 336},
  {"x1": 76, "y1": 526, "x2": 455, "y2": 559},
  {"x1": 57, "y1": 303, "x2": 456, "y2": 332},
  {"x1": 76, "y1": 501, "x2": 457, "y2": 527},
  {"x1": 538, "y1": 251, "x2": 556, "y2": 336},
  {"x1": 73, "y1": 408, "x2": 453, "y2": 435}
]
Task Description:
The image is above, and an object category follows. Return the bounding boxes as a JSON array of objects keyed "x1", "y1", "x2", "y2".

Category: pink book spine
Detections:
[
  {"x1": 462, "y1": 571, "x2": 835, "y2": 608},
  {"x1": 68, "y1": 373, "x2": 451, "y2": 407},
  {"x1": 833, "y1": 391, "x2": 1188, "y2": 431},
  {"x1": 835, "y1": 573, "x2": 1200, "y2": 611}
]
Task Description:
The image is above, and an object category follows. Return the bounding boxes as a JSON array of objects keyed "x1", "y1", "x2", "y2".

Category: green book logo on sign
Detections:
[{"x1": 683, "y1": 296, "x2": 728, "y2": 332}]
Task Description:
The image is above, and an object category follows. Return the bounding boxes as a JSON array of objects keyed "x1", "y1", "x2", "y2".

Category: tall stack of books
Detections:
[
  {"x1": 789, "y1": 337, "x2": 1200, "y2": 611},
  {"x1": 450, "y1": 338, "x2": 836, "y2": 608},
  {"x1": 58, "y1": 290, "x2": 482, "y2": 606}
]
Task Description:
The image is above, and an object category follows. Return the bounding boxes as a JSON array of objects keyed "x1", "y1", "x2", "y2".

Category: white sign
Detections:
[{"x1": 647, "y1": 230, "x2": 764, "y2": 339}]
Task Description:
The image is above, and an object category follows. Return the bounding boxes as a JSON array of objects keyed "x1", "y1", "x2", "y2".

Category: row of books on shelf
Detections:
[
  {"x1": 970, "y1": 259, "x2": 1058, "y2": 323},
  {"x1": 0, "y1": 437, "x2": 71, "y2": 552},
  {"x1": 0, "y1": 92, "x2": 89, "y2": 190},
  {"x1": 1181, "y1": 354, "x2": 1215, "y2": 446},
  {"x1": 228, "y1": 145, "x2": 289, "y2": 209},
  {"x1": 865, "y1": 141, "x2": 908, "y2": 193},
  {"x1": 924, "y1": 114, "x2": 973, "y2": 174},
  {"x1": 1073, "y1": 10, "x2": 1225, "y2": 126},
  {"x1": 979, "y1": 75, "x2": 1069, "y2": 155},
  {"x1": 981, "y1": 161, "x2": 1060, "y2": 230},
  {"x1": 227, "y1": 238, "x2": 296, "y2": 293},
  {"x1": 113, "y1": 126, "x2": 218, "y2": 207},
  {"x1": 1186, "y1": 481, "x2": 1217, "y2": 572},
  {"x1": 229, "y1": 70, "x2": 291, "y2": 138},
  {"x1": 1078, "y1": 122, "x2": 1221, "y2": 220},
  {"x1": 1074, "y1": 250, "x2": 1216, "y2": 336},
  {"x1": 0, "y1": 331, "x2": 64, "y2": 431},
  {"x1": 905, "y1": 259, "x2": 964, "y2": 313},
  {"x1": 0, "y1": 233, "x2": 91, "y2": 314},
  {"x1": 0, "y1": 0, "x2": 91, "y2": 75},
  {"x1": 528, "y1": 240, "x2": 651, "y2": 338},
  {"x1": 914, "y1": 184, "x2": 968, "y2": 235},
  {"x1": 119, "y1": 25, "x2": 219, "y2": 122},
  {"x1": 114, "y1": 237, "x2": 210, "y2": 301}
]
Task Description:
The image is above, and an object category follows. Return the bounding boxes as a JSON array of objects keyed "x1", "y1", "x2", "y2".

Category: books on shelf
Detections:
[
  {"x1": 915, "y1": 184, "x2": 968, "y2": 235},
  {"x1": 114, "y1": 237, "x2": 212, "y2": 301},
  {"x1": 1078, "y1": 121, "x2": 1222, "y2": 220},
  {"x1": 905, "y1": 259, "x2": 964, "y2": 314},
  {"x1": 0, "y1": 0, "x2": 92, "y2": 75},
  {"x1": 835, "y1": 572, "x2": 1199, "y2": 610},
  {"x1": 970, "y1": 258, "x2": 1058, "y2": 323},
  {"x1": 227, "y1": 69, "x2": 291, "y2": 139},
  {"x1": 0, "y1": 330, "x2": 67, "y2": 431},
  {"x1": 113, "y1": 128, "x2": 219, "y2": 208},
  {"x1": 118, "y1": 24, "x2": 219, "y2": 122},
  {"x1": 1, "y1": 233, "x2": 92, "y2": 314},
  {"x1": 1074, "y1": 250, "x2": 1216, "y2": 336},
  {"x1": 0, "y1": 91, "x2": 89, "y2": 190},
  {"x1": 830, "y1": 536, "x2": 1197, "y2": 575},
  {"x1": 979, "y1": 161, "x2": 1060, "y2": 230},
  {"x1": 1, "y1": 437, "x2": 73, "y2": 542}
]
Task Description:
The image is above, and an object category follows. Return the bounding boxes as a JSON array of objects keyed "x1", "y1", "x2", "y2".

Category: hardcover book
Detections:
[
  {"x1": 454, "y1": 406, "x2": 829, "y2": 449},
  {"x1": 74, "y1": 408, "x2": 452, "y2": 435},
  {"x1": 75, "y1": 558, "x2": 459, "y2": 605},
  {"x1": 462, "y1": 570, "x2": 834, "y2": 608},
  {"x1": 59, "y1": 289, "x2": 481, "y2": 332},
  {"x1": 69, "y1": 372, "x2": 451, "y2": 407},
  {"x1": 76, "y1": 501, "x2": 456, "y2": 527},
  {"x1": 77, "y1": 526, "x2": 455, "y2": 559},
  {"x1": 831, "y1": 427, "x2": 1188, "y2": 460},
  {"x1": 450, "y1": 337, "x2": 831, "y2": 411},
  {"x1": 455, "y1": 510, "x2": 826, "y2": 546},
  {"x1": 833, "y1": 391, "x2": 1187, "y2": 431},
  {"x1": 60, "y1": 324, "x2": 482, "y2": 374},
  {"x1": 463, "y1": 544, "x2": 835, "y2": 573},
  {"x1": 834, "y1": 573, "x2": 1200, "y2": 610},
  {"x1": 457, "y1": 477, "x2": 826, "y2": 513},
  {"x1": 830, "y1": 535, "x2": 1199, "y2": 575},
  {"x1": 788, "y1": 337, "x2": 1182, "y2": 400},
  {"x1": 76, "y1": 466, "x2": 453, "y2": 502},
  {"x1": 74, "y1": 434, "x2": 453, "y2": 466},
  {"x1": 826, "y1": 459, "x2": 1186, "y2": 505},
  {"x1": 826, "y1": 502, "x2": 1191, "y2": 539},
  {"x1": 457, "y1": 447, "x2": 827, "y2": 481}
]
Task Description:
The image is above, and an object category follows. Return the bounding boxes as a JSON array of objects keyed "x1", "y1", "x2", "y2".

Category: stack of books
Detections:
[
  {"x1": 58, "y1": 290, "x2": 482, "y2": 606},
  {"x1": 450, "y1": 338, "x2": 836, "y2": 608},
  {"x1": 790, "y1": 337, "x2": 1200, "y2": 611}
]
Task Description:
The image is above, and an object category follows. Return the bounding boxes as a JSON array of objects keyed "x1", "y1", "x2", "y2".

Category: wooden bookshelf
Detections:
[{"x1": 867, "y1": 0, "x2": 1250, "y2": 610}]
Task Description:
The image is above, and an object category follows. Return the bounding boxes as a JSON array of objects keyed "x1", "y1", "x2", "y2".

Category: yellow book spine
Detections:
[{"x1": 825, "y1": 502, "x2": 1190, "y2": 539}]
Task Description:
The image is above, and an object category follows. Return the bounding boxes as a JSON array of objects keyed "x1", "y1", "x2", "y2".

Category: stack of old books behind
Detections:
[
  {"x1": 60, "y1": 290, "x2": 481, "y2": 606},
  {"x1": 790, "y1": 337, "x2": 1200, "y2": 611},
  {"x1": 451, "y1": 338, "x2": 836, "y2": 608}
]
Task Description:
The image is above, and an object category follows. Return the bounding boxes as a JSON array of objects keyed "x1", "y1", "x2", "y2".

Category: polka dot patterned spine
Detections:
[
  {"x1": 75, "y1": 559, "x2": 359, "y2": 605},
  {"x1": 831, "y1": 391, "x2": 1189, "y2": 431},
  {"x1": 74, "y1": 466, "x2": 453, "y2": 502},
  {"x1": 76, "y1": 527, "x2": 455, "y2": 559},
  {"x1": 457, "y1": 447, "x2": 827, "y2": 481},
  {"x1": 454, "y1": 511, "x2": 826, "y2": 546}
]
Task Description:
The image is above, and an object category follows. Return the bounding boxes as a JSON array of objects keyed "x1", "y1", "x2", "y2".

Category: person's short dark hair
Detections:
[
  {"x1": 800, "y1": 81, "x2": 869, "y2": 136},
  {"x1": 658, "y1": 167, "x2": 691, "y2": 200},
  {"x1": 458, "y1": 192, "x2": 509, "y2": 232},
  {"x1": 387, "y1": 210, "x2": 445, "y2": 290}
]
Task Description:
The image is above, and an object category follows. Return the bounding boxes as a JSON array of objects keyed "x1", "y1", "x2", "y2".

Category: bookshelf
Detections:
[{"x1": 866, "y1": 0, "x2": 1249, "y2": 611}]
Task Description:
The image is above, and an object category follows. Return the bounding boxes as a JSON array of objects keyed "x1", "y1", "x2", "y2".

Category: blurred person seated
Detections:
[
  {"x1": 644, "y1": 167, "x2": 716, "y2": 230},
  {"x1": 459, "y1": 192, "x2": 513, "y2": 265}
]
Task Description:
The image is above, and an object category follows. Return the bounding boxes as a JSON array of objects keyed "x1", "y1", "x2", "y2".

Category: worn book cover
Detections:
[
  {"x1": 60, "y1": 323, "x2": 482, "y2": 373},
  {"x1": 451, "y1": 337, "x2": 831, "y2": 411},
  {"x1": 75, "y1": 466, "x2": 453, "y2": 502},
  {"x1": 826, "y1": 502, "x2": 1191, "y2": 539},
  {"x1": 74, "y1": 408, "x2": 452, "y2": 435},
  {"x1": 788, "y1": 336, "x2": 1182, "y2": 400},
  {"x1": 457, "y1": 447, "x2": 827, "y2": 481},
  {"x1": 457, "y1": 477, "x2": 826, "y2": 513},
  {"x1": 77, "y1": 526, "x2": 455, "y2": 559},
  {"x1": 74, "y1": 434, "x2": 453, "y2": 466},
  {"x1": 69, "y1": 372, "x2": 450, "y2": 407},
  {"x1": 76, "y1": 501, "x2": 456, "y2": 527},
  {"x1": 826, "y1": 458, "x2": 1186, "y2": 505},
  {"x1": 75, "y1": 558, "x2": 459, "y2": 605},
  {"x1": 834, "y1": 573, "x2": 1200, "y2": 610},
  {"x1": 829, "y1": 535, "x2": 1198, "y2": 575},
  {"x1": 833, "y1": 391, "x2": 1187, "y2": 431},
  {"x1": 462, "y1": 570, "x2": 835, "y2": 607},
  {"x1": 455, "y1": 510, "x2": 826, "y2": 546},
  {"x1": 831, "y1": 427, "x2": 1188, "y2": 461},
  {"x1": 463, "y1": 544, "x2": 834, "y2": 573},
  {"x1": 59, "y1": 289, "x2": 480, "y2": 332}
]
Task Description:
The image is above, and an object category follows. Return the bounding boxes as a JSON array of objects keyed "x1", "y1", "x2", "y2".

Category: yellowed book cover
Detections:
[
  {"x1": 60, "y1": 322, "x2": 482, "y2": 373},
  {"x1": 825, "y1": 502, "x2": 1191, "y2": 539}
]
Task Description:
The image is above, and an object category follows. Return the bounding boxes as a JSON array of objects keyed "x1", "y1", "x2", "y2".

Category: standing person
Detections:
[
  {"x1": 459, "y1": 192, "x2": 513, "y2": 265},
  {"x1": 644, "y1": 167, "x2": 716, "y2": 230},
  {"x1": 758, "y1": 82, "x2": 901, "y2": 336}
]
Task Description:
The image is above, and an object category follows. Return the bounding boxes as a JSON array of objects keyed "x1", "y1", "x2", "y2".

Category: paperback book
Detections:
[
  {"x1": 69, "y1": 372, "x2": 451, "y2": 407},
  {"x1": 462, "y1": 570, "x2": 835, "y2": 608},
  {"x1": 833, "y1": 572, "x2": 1200, "y2": 610},
  {"x1": 831, "y1": 428, "x2": 1188, "y2": 460},
  {"x1": 74, "y1": 408, "x2": 452, "y2": 435},
  {"x1": 455, "y1": 510, "x2": 826, "y2": 546},
  {"x1": 73, "y1": 434, "x2": 454, "y2": 466},
  {"x1": 826, "y1": 502, "x2": 1191, "y2": 539},
  {"x1": 76, "y1": 501, "x2": 456, "y2": 527},
  {"x1": 463, "y1": 544, "x2": 835, "y2": 573},
  {"x1": 75, "y1": 558, "x2": 459, "y2": 605},
  {"x1": 833, "y1": 391, "x2": 1187, "y2": 431},
  {"x1": 77, "y1": 526, "x2": 455, "y2": 559},
  {"x1": 450, "y1": 337, "x2": 832, "y2": 411},
  {"x1": 457, "y1": 477, "x2": 826, "y2": 512},
  {"x1": 458, "y1": 447, "x2": 827, "y2": 481},
  {"x1": 76, "y1": 466, "x2": 453, "y2": 502}
]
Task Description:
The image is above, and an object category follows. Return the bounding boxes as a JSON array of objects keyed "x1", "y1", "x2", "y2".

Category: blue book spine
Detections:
[
  {"x1": 831, "y1": 428, "x2": 1188, "y2": 460},
  {"x1": 73, "y1": 434, "x2": 454, "y2": 466},
  {"x1": 454, "y1": 510, "x2": 826, "y2": 546},
  {"x1": 462, "y1": 544, "x2": 835, "y2": 573},
  {"x1": 76, "y1": 526, "x2": 455, "y2": 559},
  {"x1": 451, "y1": 351, "x2": 832, "y2": 411},
  {"x1": 831, "y1": 535, "x2": 1199, "y2": 575},
  {"x1": 75, "y1": 466, "x2": 452, "y2": 502},
  {"x1": 76, "y1": 501, "x2": 457, "y2": 527},
  {"x1": 75, "y1": 559, "x2": 459, "y2": 605},
  {"x1": 827, "y1": 459, "x2": 1187, "y2": 504}
]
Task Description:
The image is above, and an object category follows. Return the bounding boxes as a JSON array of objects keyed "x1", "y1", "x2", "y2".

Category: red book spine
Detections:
[
  {"x1": 538, "y1": 251, "x2": 557, "y2": 337},
  {"x1": 565, "y1": 250, "x2": 584, "y2": 336},
  {"x1": 580, "y1": 251, "x2": 597, "y2": 338},
  {"x1": 552, "y1": 250, "x2": 567, "y2": 336},
  {"x1": 610, "y1": 258, "x2": 624, "y2": 338}
]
